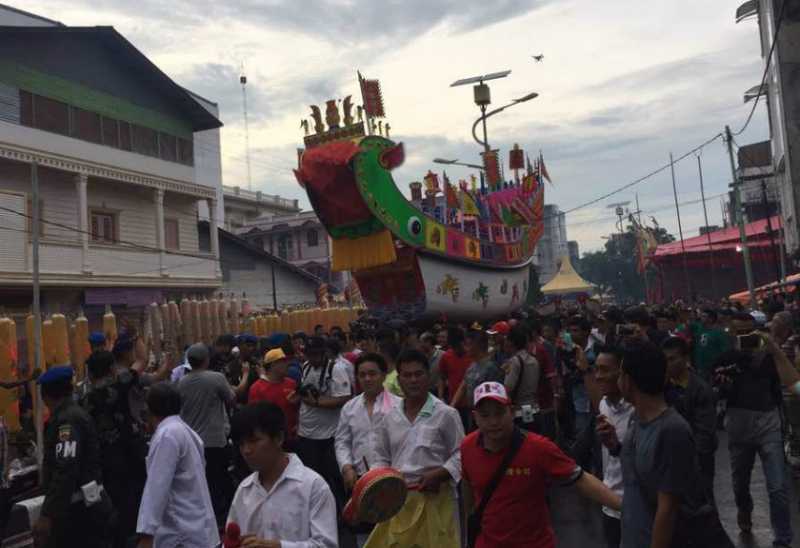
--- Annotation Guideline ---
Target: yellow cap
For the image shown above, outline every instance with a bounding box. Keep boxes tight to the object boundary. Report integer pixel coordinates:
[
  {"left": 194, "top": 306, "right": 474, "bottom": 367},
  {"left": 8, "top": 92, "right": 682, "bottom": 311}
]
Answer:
[{"left": 264, "top": 348, "right": 287, "bottom": 364}]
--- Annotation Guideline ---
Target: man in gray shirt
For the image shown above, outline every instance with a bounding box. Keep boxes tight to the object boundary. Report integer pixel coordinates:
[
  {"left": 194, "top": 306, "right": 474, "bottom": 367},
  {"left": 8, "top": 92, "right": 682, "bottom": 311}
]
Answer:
[
  {"left": 503, "top": 325, "right": 541, "bottom": 432},
  {"left": 618, "top": 340, "right": 732, "bottom": 548},
  {"left": 178, "top": 343, "right": 236, "bottom": 527}
]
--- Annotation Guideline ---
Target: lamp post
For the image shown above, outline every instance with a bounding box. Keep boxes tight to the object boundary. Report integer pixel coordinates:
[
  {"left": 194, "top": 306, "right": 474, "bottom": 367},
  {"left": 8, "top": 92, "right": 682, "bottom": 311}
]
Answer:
[
  {"left": 471, "top": 92, "right": 539, "bottom": 152},
  {"left": 433, "top": 158, "right": 485, "bottom": 170}
]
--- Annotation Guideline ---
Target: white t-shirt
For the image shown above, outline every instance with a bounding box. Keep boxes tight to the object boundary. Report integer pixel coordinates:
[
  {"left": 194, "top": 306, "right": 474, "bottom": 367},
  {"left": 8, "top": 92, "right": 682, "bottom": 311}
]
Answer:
[
  {"left": 298, "top": 361, "right": 352, "bottom": 440},
  {"left": 598, "top": 396, "right": 634, "bottom": 519}
]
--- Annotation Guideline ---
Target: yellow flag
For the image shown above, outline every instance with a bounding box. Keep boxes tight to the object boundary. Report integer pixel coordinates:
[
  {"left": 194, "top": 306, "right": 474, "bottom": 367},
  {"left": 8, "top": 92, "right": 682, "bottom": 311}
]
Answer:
[{"left": 459, "top": 190, "right": 480, "bottom": 216}]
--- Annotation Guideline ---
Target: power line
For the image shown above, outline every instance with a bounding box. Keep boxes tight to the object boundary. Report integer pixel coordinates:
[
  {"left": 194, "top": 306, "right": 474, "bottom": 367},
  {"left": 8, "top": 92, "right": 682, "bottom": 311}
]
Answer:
[{"left": 733, "top": 0, "right": 788, "bottom": 136}]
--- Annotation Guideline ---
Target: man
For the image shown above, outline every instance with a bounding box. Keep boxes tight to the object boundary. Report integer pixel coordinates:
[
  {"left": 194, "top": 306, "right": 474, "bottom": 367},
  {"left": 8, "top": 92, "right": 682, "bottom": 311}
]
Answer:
[
  {"left": 592, "top": 346, "right": 634, "bottom": 548},
  {"left": 502, "top": 326, "right": 541, "bottom": 433},
  {"left": 712, "top": 312, "right": 792, "bottom": 546},
  {"left": 297, "top": 336, "right": 352, "bottom": 508},
  {"left": 210, "top": 334, "right": 237, "bottom": 375},
  {"left": 33, "top": 366, "right": 114, "bottom": 548},
  {"left": 692, "top": 309, "right": 731, "bottom": 380},
  {"left": 80, "top": 350, "right": 147, "bottom": 548},
  {"left": 770, "top": 311, "right": 800, "bottom": 467},
  {"left": 178, "top": 342, "right": 236, "bottom": 527},
  {"left": 528, "top": 321, "right": 560, "bottom": 441},
  {"left": 452, "top": 330, "right": 504, "bottom": 411},
  {"left": 328, "top": 337, "right": 356, "bottom": 393},
  {"left": 136, "top": 383, "right": 218, "bottom": 548},
  {"left": 487, "top": 321, "right": 511, "bottom": 366},
  {"left": 463, "top": 381, "right": 621, "bottom": 548},
  {"left": 88, "top": 332, "right": 106, "bottom": 353},
  {"left": 335, "top": 352, "right": 400, "bottom": 496},
  {"left": 565, "top": 317, "right": 597, "bottom": 439},
  {"left": 249, "top": 348, "right": 300, "bottom": 450},
  {"left": 419, "top": 331, "right": 444, "bottom": 395},
  {"left": 314, "top": 324, "right": 326, "bottom": 337},
  {"left": 662, "top": 337, "right": 718, "bottom": 503},
  {"left": 439, "top": 327, "right": 473, "bottom": 430},
  {"left": 378, "top": 339, "right": 403, "bottom": 398},
  {"left": 232, "top": 334, "right": 260, "bottom": 402},
  {"left": 619, "top": 341, "right": 731, "bottom": 548},
  {"left": 227, "top": 402, "right": 338, "bottom": 548},
  {"left": 368, "top": 349, "right": 464, "bottom": 548}
]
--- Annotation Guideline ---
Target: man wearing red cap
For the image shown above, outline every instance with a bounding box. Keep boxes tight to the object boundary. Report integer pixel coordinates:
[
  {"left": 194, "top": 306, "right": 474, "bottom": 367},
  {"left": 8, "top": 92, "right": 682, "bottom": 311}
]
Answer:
[{"left": 462, "top": 382, "right": 620, "bottom": 548}]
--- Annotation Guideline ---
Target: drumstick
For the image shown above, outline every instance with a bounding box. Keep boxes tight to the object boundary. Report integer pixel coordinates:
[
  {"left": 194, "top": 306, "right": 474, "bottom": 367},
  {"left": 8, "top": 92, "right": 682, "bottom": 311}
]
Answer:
[{"left": 362, "top": 456, "right": 370, "bottom": 473}]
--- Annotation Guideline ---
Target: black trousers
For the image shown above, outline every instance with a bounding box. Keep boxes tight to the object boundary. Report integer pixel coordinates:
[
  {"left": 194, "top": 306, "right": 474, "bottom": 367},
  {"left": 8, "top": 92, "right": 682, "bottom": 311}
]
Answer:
[
  {"left": 602, "top": 514, "right": 621, "bottom": 548},
  {"left": 205, "top": 446, "right": 234, "bottom": 528},
  {"left": 297, "top": 436, "right": 346, "bottom": 510},
  {"left": 47, "top": 492, "right": 115, "bottom": 548}
]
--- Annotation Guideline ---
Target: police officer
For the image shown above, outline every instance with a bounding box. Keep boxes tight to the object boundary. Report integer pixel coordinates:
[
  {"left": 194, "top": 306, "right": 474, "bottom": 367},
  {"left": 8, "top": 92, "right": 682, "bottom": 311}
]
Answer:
[{"left": 33, "top": 366, "right": 114, "bottom": 548}]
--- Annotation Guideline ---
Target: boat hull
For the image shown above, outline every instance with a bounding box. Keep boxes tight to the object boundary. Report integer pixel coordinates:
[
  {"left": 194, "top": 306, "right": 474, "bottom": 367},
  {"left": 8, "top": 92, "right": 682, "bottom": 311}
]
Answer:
[{"left": 354, "top": 248, "right": 531, "bottom": 321}]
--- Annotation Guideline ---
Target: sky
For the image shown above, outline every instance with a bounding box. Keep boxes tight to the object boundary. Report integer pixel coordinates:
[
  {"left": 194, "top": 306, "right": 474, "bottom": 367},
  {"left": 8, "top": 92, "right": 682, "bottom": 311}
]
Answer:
[{"left": 17, "top": 0, "right": 771, "bottom": 253}]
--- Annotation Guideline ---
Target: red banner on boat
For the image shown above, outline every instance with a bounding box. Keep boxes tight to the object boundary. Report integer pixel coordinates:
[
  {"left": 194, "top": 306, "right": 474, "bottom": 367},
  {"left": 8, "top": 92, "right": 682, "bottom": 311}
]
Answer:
[
  {"left": 359, "top": 72, "right": 385, "bottom": 118},
  {"left": 482, "top": 150, "right": 501, "bottom": 188},
  {"left": 509, "top": 144, "right": 524, "bottom": 171}
]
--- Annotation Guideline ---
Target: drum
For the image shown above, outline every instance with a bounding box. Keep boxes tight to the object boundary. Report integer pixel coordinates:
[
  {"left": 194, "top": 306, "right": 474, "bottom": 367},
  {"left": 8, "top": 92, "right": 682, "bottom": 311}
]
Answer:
[{"left": 342, "top": 467, "right": 407, "bottom": 524}]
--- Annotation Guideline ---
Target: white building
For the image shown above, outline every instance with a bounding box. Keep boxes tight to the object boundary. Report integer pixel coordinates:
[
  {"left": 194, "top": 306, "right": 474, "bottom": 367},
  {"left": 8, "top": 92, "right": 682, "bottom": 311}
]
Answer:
[
  {"left": 221, "top": 185, "right": 300, "bottom": 231},
  {"left": 535, "top": 204, "right": 569, "bottom": 283},
  {"left": 0, "top": 15, "right": 223, "bottom": 315}
]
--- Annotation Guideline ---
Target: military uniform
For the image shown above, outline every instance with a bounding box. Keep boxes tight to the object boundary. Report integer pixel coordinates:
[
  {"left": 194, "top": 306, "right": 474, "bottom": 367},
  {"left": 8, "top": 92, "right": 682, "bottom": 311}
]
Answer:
[
  {"left": 80, "top": 370, "right": 146, "bottom": 547},
  {"left": 41, "top": 394, "right": 115, "bottom": 547}
]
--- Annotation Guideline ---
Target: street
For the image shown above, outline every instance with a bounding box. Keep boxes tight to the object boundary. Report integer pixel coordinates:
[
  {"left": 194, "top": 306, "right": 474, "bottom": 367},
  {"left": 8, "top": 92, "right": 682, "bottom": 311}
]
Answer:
[{"left": 550, "top": 431, "right": 800, "bottom": 547}]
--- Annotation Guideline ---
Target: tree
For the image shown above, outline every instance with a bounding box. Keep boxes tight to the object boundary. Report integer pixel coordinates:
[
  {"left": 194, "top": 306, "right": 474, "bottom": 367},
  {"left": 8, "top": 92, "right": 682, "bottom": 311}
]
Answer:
[{"left": 576, "top": 222, "right": 674, "bottom": 304}]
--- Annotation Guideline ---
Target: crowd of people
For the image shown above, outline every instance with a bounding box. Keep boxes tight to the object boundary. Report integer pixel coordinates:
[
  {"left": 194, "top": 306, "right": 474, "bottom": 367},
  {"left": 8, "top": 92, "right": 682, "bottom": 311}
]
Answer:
[{"left": 13, "top": 297, "right": 800, "bottom": 547}]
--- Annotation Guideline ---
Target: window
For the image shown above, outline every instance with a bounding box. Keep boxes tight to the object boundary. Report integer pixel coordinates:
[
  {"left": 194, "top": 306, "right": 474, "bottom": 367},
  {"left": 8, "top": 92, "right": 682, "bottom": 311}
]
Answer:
[
  {"left": 132, "top": 124, "right": 159, "bottom": 157},
  {"left": 177, "top": 138, "right": 194, "bottom": 166},
  {"left": 33, "top": 95, "right": 69, "bottom": 135},
  {"left": 159, "top": 132, "right": 177, "bottom": 162},
  {"left": 101, "top": 116, "right": 119, "bottom": 148},
  {"left": 307, "top": 229, "right": 319, "bottom": 247},
  {"left": 73, "top": 108, "right": 102, "bottom": 143},
  {"left": 277, "top": 234, "right": 294, "bottom": 260},
  {"left": 90, "top": 210, "right": 117, "bottom": 244},
  {"left": 164, "top": 218, "right": 179, "bottom": 250},
  {"left": 119, "top": 121, "right": 132, "bottom": 151}
]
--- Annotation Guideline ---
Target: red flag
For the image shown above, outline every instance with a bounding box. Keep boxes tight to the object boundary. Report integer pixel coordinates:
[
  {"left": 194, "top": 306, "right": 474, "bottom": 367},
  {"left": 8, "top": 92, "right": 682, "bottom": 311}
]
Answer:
[
  {"left": 444, "top": 173, "right": 459, "bottom": 209},
  {"left": 358, "top": 71, "right": 385, "bottom": 118},
  {"left": 539, "top": 153, "right": 552, "bottom": 184}
]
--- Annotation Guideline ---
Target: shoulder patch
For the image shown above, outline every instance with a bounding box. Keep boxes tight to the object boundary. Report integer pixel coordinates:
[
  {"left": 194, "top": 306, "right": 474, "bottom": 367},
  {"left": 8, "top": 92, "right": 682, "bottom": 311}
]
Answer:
[{"left": 58, "top": 424, "right": 72, "bottom": 442}]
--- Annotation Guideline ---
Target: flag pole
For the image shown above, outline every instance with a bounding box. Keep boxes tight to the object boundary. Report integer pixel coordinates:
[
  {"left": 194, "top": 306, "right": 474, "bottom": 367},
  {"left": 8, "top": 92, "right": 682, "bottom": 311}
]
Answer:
[
  {"left": 697, "top": 155, "right": 718, "bottom": 301},
  {"left": 635, "top": 194, "right": 651, "bottom": 304},
  {"left": 670, "top": 152, "right": 693, "bottom": 300}
]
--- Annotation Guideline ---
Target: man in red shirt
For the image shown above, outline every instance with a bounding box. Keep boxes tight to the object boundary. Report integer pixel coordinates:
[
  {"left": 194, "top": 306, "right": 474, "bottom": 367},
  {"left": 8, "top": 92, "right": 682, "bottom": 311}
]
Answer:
[
  {"left": 438, "top": 327, "right": 473, "bottom": 429},
  {"left": 462, "top": 382, "right": 620, "bottom": 548},
  {"left": 528, "top": 321, "right": 560, "bottom": 441},
  {"left": 248, "top": 348, "right": 300, "bottom": 450}
]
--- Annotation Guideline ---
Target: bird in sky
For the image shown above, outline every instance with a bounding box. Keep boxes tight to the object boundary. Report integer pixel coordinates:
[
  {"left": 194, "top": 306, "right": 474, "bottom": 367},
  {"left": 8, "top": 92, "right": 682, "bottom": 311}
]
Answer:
[{"left": 531, "top": 54, "right": 544, "bottom": 62}]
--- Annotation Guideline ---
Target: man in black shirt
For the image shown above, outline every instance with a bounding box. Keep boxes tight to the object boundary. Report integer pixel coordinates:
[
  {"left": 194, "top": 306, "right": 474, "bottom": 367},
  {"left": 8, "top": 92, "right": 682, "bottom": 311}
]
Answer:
[{"left": 712, "top": 313, "right": 792, "bottom": 547}]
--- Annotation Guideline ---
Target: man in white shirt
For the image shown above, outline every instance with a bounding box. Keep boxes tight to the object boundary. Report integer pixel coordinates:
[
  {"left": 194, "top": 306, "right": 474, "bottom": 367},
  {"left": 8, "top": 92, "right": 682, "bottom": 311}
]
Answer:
[
  {"left": 366, "top": 349, "right": 464, "bottom": 548},
  {"left": 593, "top": 346, "right": 634, "bottom": 548},
  {"left": 297, "top": 336, "right": 352, "bottom": 509},
  {"left": 136, "top": 383, "right": 219, "bottom": 548},
  {"left": 336, "top": 352, "right": 401, "bottom": 487},
  {"left": 227, "top": 401, "right": 338, "bottom": 548}
]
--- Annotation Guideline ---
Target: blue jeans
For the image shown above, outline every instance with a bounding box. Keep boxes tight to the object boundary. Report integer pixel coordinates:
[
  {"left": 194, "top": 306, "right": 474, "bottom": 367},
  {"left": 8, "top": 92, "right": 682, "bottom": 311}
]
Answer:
[
  {"left": 728, "top": 408, "right": 793, "bottom": 546},
  {"left": 572, "top": 383, "right": 591, "bottom": 438}
]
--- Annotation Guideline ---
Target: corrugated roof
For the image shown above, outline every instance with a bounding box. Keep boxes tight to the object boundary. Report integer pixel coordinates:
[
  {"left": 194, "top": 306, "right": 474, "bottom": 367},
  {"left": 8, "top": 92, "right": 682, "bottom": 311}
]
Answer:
[{"left": 654, "top": 216, "right": 782, "bottom": 257}]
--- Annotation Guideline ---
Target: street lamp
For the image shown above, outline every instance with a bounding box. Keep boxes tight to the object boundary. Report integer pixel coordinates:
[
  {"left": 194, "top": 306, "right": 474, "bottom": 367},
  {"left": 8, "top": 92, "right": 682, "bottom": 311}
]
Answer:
[
  {"left": 433, "top": 158, "right": 485, "bottom": 170},
  {"left": 470, "top": 92, "right": 538, "bottom": 151}
]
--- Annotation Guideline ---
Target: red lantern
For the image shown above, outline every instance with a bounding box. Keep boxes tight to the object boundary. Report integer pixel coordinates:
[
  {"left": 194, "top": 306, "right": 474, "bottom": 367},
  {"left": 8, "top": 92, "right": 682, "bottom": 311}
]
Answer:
[{"left": 509, "top": 143, "right": 524, "bottom": 170}]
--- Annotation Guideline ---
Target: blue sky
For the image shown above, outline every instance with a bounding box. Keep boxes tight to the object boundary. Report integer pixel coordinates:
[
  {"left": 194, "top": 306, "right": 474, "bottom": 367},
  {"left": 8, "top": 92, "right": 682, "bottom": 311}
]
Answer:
[{"left": 18, "top": 0, "right": 770, "bottom": 252}]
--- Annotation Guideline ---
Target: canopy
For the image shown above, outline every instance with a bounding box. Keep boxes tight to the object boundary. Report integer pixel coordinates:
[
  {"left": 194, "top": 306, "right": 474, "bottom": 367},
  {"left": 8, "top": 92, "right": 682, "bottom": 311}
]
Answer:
[
  {"left": 653, "top": 216, "right": 782, "bottom": 258},
  {"left": 729, "top": 273, "right": 800, "bottom": 303},
  {"left": 542, "top": 255, "right": 594, "bottom": 295}
]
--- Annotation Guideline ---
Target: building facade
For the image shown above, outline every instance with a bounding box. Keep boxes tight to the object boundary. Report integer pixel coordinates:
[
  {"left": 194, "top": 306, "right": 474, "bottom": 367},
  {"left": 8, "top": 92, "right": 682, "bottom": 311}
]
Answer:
[
  {"left": 737, "top": 1, "right": 800, "bottom": 255},
  {"left": 535, "top": 204, "right": 569, "bottom": 283},
  {"left": 238, "top": 211, "right": 348, "bottom": 289},
  {"left": 0, "top": 22, "right": 223, "bottom": 315},
  {"left": 221, "top": 185, "right": 300, "bottom": 231}
]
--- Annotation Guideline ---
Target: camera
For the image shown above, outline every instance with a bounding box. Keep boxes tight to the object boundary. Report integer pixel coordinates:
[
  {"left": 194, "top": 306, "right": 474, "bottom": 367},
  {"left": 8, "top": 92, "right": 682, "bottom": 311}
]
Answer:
[
  {"left": 297, "top": 384, "right": 321, "bottom": 399},
  {"left": 736, "top": 332, "right": 763, "bottom": 352}
]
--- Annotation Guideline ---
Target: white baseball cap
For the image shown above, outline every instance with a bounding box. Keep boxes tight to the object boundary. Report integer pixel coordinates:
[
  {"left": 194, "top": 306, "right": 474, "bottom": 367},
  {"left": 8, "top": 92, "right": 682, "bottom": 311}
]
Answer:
[{"left": 473, "top": 381, "right": 511, "bottom": 407}]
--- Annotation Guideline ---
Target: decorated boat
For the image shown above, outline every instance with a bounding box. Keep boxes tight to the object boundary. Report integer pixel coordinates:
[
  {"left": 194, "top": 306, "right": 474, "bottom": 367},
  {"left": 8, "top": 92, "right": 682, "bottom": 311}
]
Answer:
[{"left": 294, "top": 74, "right": 546, "bottom": 320}]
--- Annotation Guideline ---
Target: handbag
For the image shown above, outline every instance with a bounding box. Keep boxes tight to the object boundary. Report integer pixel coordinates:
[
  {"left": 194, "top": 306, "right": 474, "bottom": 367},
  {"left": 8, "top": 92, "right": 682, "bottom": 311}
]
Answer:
[{"left": 466, "top": 427, "right": 526, "bottom": 548}]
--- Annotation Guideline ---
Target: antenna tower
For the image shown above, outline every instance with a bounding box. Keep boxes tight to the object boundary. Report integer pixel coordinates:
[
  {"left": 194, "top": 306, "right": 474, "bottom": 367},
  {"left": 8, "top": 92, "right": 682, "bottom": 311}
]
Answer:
[{"left": 240, "top": 64, "right": 252, "bottom": 191}]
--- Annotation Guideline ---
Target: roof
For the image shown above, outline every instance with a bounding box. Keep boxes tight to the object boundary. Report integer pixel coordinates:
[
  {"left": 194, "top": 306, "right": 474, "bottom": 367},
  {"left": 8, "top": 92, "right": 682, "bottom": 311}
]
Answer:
[
  {"left": 0, "top": 25, "right": 222, "bottom": 132},
  {"left": 729, "top": 273, "right": 800, "bottom": 303},
  {"left": 653, "top": 216, "right": 782, "bottom": 257},
  {"left": 209, "top": 222, "right": 324, "bottom": 286},
  {"left": 0, "top": 3, "right": 63, "bottom": 26},
  {"left": 541, "top": 255, "right": 594, "bottom": 295}
]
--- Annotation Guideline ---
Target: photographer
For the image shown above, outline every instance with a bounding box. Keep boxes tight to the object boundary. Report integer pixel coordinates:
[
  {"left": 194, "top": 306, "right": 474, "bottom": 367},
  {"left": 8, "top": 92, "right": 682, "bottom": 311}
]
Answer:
[
  {"left": 711, "top": 312, "right": 792, "bottom": 547},
  {"left": 296, "top": 336, "right": 352, "bottom": 510}
]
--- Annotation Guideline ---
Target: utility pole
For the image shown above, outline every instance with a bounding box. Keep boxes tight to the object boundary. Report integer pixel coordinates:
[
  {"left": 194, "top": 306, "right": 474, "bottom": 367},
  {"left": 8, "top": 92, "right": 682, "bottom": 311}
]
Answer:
[
  {"left": 761, "top": 179, "right": 782, "bottom": 285},
  {"left": 697, "top": 155, "right": 718, "bottom": 301},
  {"left": 240, "top": 67, "right": 253, "bottom": 191},
  {"left": 725, "top": 125, "right": 756, "bottom": 309},
  {"left": 670, "top": 153, "right": 692, "bottom": 300},
  {"left": 634, "top": 193, "right": 651, "bottom": 303},
  {"left": 270, "top": 260, "right": 278, "bottom": 311},
  {"left": 31, "top": 162, "right": 43, "bottom": 481}
]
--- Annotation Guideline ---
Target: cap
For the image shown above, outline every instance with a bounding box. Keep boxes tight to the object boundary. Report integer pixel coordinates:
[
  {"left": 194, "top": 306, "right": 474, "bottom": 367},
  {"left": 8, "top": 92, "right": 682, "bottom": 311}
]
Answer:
[
  {"left": 237, "top": 334, "right": 258, "bottom": 345},
  {"left": 88, "top": 332, "right": 106, "bottom": 346},
  {"left": 487, "top": 321, "right": 510, "bottom": 336},
  {"left": 473, "top": 382, "right": 511, "bottom": 407},
  {"left": 264, "top": 348, "right": 287, "bottom": 365},
  {"left": 38, "top": 366, "right": 74, "bottom": 385},
  {"left": 306, "top": 336, "right": 326, "bottom": 353},
  {"left": 267, "top": 333, "right": 289, "bottom": 348},
  {"left": 186, "top": 343, "right": 209, "bottom": 363}
]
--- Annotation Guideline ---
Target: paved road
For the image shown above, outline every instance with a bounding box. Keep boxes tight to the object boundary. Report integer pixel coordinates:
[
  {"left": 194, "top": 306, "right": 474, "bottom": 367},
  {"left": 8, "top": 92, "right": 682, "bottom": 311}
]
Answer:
[{"left": 550, "top": 431, "right": 800, "bottom": 547}]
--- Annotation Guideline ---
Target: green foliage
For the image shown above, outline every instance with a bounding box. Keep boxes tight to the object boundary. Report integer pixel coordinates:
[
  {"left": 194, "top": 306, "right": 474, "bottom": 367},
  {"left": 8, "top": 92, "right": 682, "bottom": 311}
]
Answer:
[{"left": 576, "top": 223, "right": 674, "bottom": 303}]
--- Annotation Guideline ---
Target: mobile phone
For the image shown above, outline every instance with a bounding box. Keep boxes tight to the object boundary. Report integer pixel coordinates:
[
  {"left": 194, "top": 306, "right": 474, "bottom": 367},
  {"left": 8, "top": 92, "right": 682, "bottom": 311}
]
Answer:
[{"left": 737, "top": 332, "right": 763, "bottom": 352}]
